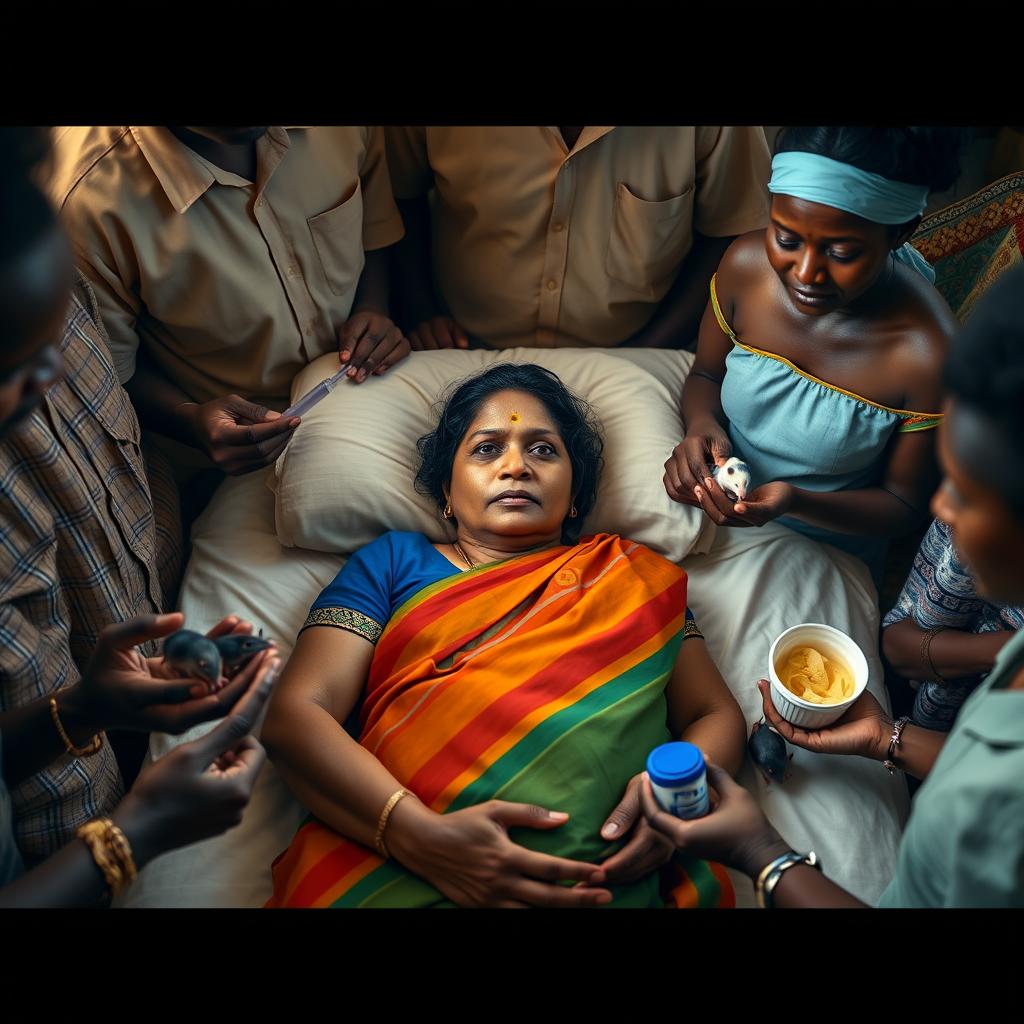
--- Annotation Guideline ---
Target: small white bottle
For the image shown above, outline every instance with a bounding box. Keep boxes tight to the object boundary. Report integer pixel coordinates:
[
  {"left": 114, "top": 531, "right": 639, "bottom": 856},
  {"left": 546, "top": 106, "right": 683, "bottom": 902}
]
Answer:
[{"left": 646, "top": 741, "right": 709, "bottom": 819}]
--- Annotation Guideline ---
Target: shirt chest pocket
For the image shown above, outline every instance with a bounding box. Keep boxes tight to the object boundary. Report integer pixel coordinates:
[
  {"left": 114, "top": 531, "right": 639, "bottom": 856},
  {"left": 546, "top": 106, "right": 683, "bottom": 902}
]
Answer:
[
  {"left": 605, "top": 181, "right": 695, "bottom": 299},
  {"left": 307, "top": 180, "right": 367, "bottom": 299}
]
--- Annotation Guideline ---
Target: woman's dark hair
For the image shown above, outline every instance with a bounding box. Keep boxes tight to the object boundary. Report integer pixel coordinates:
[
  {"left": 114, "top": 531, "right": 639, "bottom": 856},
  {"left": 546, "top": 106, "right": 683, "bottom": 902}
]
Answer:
[
  {"left": 944, "top": 265, "right": 1024, "bottom": 512},
  {"left": 774, "top": 126, "right": 969, "bottom": 196},
  {"left": 415, "top": 363, "right": 604, "bottom": 543}
]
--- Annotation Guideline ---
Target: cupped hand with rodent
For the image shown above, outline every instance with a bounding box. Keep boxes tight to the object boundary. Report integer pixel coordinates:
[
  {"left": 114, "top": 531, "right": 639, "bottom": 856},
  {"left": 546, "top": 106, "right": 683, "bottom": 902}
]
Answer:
[{"left": 67, "top": 612, "right": 278, "bottom": 737}]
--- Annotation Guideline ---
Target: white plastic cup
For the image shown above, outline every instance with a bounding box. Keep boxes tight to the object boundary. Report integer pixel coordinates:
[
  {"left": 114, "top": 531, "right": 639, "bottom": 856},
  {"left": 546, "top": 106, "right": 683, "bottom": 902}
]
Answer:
[{"left": 768, "top": 623, "right": 869, "bottom": 729}]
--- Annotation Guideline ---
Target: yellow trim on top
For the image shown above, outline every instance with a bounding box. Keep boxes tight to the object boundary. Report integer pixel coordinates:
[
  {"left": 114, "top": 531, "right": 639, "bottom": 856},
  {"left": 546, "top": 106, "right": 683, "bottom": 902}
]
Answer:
[{"left": 707, "top": 274, "right": 944, "bottom": 422}]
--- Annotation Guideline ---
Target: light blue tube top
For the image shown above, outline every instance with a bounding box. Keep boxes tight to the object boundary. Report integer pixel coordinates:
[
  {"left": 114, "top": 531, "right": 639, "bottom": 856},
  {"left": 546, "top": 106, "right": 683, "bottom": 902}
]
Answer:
[{"left": 709, "top": 275, "right": 942, "bottom": 581}]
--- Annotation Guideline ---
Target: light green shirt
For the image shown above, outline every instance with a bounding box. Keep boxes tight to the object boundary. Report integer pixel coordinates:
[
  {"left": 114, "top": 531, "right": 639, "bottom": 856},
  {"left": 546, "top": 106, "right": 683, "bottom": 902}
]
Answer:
[{"left": 879, "top": 628, "right": 1024, "bottom": 907}]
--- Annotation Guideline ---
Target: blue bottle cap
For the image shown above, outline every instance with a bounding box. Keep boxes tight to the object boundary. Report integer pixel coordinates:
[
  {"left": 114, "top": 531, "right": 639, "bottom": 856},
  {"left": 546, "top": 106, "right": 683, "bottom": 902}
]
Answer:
[{"left": 646, "top": 742, "right": 705, "bottom": 788}]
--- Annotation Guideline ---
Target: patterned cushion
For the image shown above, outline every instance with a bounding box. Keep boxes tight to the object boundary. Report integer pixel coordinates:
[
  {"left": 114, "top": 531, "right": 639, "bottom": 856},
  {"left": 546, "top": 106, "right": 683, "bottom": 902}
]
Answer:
[{"left": 911, "top": 171, "right": 1024, "bottom": 322}]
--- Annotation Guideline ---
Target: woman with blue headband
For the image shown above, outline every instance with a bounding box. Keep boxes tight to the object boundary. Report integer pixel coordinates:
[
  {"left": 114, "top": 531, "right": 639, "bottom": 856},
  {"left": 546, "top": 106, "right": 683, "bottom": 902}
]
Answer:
[
  {"left": 643, "top": 267, "right": 1024, "bottom": 907},
  {"left": 664, "top": 127, "right": 965, "bottom": 580}
]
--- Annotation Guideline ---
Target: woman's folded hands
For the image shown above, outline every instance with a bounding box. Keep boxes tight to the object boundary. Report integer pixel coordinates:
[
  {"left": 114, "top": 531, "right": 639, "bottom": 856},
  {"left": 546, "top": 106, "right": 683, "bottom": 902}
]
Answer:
[{"left": 383, "top": 796, "right": 614, "bottom": 908}]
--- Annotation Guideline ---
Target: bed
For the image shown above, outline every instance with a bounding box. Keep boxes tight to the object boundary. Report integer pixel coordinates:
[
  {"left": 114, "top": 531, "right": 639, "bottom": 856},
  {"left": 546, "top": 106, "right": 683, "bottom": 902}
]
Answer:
[{"left": 117, "top": 348, "right": 910, "bottom": 909}]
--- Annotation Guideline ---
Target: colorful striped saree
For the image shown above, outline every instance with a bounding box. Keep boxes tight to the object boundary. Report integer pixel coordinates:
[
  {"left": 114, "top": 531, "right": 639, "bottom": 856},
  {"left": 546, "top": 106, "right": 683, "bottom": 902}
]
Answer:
[{"left": 268, "top": 533, "right": 733, "bottom": 908}]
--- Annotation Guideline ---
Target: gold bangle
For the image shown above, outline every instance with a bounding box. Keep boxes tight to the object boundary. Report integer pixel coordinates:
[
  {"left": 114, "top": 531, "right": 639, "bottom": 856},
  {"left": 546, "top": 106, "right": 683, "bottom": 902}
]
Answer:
[
  {"left": 77, "top": 819, "right": 137, "bottom": 898},
  {"left": 921, "top": 626, "right": 948, "bottom": 685},
  {"left": 49, "top": 695, "right": 103, "bottom": 757},
  {"left": 374, "top": 788, "right": 412, "bottom": 859}
]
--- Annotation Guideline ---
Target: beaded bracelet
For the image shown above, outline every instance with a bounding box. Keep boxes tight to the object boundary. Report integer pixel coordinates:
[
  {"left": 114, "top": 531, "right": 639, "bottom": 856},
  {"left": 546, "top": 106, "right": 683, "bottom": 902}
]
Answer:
[
  {"left": 77, "top": 819, "right": 137, "bottom": 898},
  {"left": 883, "top": 716, "right": 911, "bottom": 775},
  {"left": 374, "top": 788, "right": 412, "bottom": 859},
  {"left": 49, "top": 695, "right": 103, "bottom": 757}
]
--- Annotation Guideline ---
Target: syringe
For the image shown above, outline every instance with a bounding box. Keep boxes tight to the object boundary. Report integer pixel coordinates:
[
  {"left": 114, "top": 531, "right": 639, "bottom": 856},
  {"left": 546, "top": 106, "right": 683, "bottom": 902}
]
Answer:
[{"left": 283, "top": 366, "right": 352, "bottom": 420}]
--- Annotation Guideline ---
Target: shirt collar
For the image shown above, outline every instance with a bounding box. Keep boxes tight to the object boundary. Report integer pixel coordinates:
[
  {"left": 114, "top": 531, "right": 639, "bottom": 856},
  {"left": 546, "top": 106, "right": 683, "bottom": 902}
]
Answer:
[
  {"left": 130, "top": 127, "right": 218, "bottom": 214},
  {"left": 547, "top": 126, "right": 615, "bottom": 158},
  {"left": 957, "top": 629, "right": 1024, "bottom": 747},
  {"left": 129, "top": 126, "right": 304, "bottom": 213}
]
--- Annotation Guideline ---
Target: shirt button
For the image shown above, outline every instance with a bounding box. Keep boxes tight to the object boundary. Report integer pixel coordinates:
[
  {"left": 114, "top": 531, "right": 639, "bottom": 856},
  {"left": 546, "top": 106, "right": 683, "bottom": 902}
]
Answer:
[
  {"left": 552, "top": 223, "right": 565, "bottom": 233},
  {"left": 256, "top": 197, "right": 264, "bottom": 208},
  {"left": 288, "top": 265, "right": 299, "bottom": 278},
  {"left": 546, "top": 279, "right": 558, "bottom": 291}
]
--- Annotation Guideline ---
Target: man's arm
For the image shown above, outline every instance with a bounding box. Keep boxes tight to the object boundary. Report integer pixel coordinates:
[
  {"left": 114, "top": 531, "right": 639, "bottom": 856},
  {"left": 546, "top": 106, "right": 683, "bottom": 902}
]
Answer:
[
  {"left": 123, "top": 353, "right": 298, "bottom": 474},
  {"left": 383, "top": 126, "right": 469, "bottom": 351},
  {"left": 622, "top": 232, "right": 734, "bottom": 350}
]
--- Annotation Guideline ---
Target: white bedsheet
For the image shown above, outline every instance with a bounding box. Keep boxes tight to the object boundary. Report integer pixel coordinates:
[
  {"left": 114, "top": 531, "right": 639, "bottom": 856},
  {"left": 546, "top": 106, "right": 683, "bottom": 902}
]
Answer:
[{"left": 120, "top": 358, "right": 909, "bottom": 909}]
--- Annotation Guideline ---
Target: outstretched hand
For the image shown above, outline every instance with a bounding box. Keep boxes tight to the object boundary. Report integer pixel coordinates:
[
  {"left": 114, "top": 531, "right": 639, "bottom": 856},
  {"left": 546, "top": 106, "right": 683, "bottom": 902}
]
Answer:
[
  {"left": 759, "top": 679, "right": 889, "bottom": 761},
  {"left": 79, "top": 613, "right": 279, "bottom": 735}
]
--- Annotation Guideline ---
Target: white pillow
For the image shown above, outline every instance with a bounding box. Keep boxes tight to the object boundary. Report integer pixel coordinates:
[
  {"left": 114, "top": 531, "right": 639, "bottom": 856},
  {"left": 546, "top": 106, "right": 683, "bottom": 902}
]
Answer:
[{"left": 272, "top": 348, "right": 715, "bottom": 563}]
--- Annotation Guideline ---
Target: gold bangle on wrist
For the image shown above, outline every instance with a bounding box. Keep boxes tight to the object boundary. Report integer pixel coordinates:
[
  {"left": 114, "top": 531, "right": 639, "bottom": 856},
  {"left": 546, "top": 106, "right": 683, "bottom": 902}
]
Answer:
[
  {"left": 77, "top": 818, "right": 137, "bottom": 898},
  {"left": 374, "top": 788, "right": 412, "bottom": 859},
  {"left": 49, "top": 694, "right": 103, "bottom": 757},
  {"left": 920, "top": 626, "right": 948, "bottom": 684}
]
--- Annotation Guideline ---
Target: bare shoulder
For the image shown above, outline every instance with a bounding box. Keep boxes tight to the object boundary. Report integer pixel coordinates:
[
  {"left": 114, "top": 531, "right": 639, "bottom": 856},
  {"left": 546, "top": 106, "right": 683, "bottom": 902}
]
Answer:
[
  {"left": 890, "top": 267, "right": 957, "bottom": 408},
  {"left": 713, "top": 231, "right": 769, "bottom": 304}
]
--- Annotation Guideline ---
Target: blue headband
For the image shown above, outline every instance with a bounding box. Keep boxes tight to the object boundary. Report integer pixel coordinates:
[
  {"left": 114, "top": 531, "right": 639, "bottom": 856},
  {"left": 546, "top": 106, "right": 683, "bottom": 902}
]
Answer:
[{"left": 767, "top": 151, "right": 935, "bottom": 283}]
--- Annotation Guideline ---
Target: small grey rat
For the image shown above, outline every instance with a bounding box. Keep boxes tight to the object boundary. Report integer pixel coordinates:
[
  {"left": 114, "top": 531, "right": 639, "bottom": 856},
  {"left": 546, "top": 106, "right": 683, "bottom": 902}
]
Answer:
[
  {"left": 748, "top": 718, "right": 792, "bottom": 784},
  {"left": 162, "top": 629, "right": 223, "bottom": 688},
  {"left": 214, "top": 631, "right": 274, "bottom": 674}
]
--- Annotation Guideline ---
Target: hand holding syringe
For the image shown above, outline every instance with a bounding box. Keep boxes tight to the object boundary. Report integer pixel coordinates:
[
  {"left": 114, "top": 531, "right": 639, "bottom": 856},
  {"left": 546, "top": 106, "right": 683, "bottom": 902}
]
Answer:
[{"left": 282, "top": 366, "right": 353, "bottom": 420}]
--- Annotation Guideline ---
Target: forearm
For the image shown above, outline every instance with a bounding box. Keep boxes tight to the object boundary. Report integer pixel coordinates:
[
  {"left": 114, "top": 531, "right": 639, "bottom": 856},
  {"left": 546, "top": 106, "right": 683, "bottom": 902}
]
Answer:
[
  {"left": 625, "top": 234, "right": 734, "bottom": 349},
  {"left": 881, "top": 721, "right": 946, "bottom": 781},
  {"left": 679, "top": 702, "right": 746, "bottom": 777},
  {"left": 124, "top": 352, "right": 202, "bottom": 448},
  {"left": 681, "top": 376, "right": 729, "bottom": 435},
  {"left": 0, "top": 833, "right": 114, "bottom": 908},
  {"left": 352, "top": 248, "right": 392, "bottom": 317},
  {"left": 738, "top": 833, "right": 867, "bottom": 908},
  {"left": 390, "top": 196, "right": 438, "bottom": 329},
  {"left": 0, "top": 794, "right": 156, "bottom": 908},
  {"left": 263, "top": 700, "right": 415, "bottom": 850},
  {"left": 0, "top": 686, "right": 104, "bottom": 786},
  {"left": 786, "top": 485, "right": 926, "bottom": 537},
  {"left": 882, "top": 618, "right": 1006, "bottom": 680}
]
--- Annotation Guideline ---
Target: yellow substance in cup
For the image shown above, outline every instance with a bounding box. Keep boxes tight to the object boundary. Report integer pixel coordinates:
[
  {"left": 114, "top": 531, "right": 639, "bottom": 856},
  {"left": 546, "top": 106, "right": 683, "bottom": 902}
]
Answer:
[{"left": 779, "top": 647, "right": 853, "bottom": 705}]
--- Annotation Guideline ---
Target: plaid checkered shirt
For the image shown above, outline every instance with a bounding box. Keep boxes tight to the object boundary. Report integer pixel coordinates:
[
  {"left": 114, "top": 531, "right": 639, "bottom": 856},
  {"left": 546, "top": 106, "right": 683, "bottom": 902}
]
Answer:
[{"left": 0, "top": 275, "right": 177, "bottom": 864}]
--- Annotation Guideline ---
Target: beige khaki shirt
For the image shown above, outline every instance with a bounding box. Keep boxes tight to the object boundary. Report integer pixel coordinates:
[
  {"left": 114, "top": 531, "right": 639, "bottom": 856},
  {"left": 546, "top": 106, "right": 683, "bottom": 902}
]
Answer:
[
  {"left": 385, "top": 126, "right": 771, "bottom": 349},
  {"left": 49, "top": 127, "right": 404, "bottom": 408}
]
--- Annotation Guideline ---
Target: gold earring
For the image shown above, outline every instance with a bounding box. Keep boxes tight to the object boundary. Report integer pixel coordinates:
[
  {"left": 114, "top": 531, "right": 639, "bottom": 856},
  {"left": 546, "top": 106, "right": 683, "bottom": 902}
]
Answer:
[
  {"left": 569, "top": 505, "right": 578, "bottom": 519},
  {"left": 443, "top": 502, "right": 452, "bottom": 519}
]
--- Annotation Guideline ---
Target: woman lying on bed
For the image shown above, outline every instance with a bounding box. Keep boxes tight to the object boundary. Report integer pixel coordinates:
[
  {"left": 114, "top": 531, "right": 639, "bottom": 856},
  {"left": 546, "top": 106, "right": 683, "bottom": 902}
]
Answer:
[{"left": 262, "top": 363, "right": 746, "bottom": 907}]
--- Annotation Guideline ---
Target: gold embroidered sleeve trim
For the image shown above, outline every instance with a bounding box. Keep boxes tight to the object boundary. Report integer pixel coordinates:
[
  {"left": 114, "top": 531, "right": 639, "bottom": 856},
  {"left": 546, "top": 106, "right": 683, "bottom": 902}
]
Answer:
[
  {"left": 682, "top": 618, "right": 705, "bottom": 642},
  {"left": 300, "top": 606, "right": 383, "bottom": 644}
]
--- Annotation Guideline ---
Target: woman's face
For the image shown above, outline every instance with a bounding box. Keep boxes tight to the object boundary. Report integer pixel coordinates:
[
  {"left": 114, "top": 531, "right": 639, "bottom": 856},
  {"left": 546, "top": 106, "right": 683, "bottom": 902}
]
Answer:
[
  {"left": 932, "top": 399, "right": 1024, "bottom": 606},
  {"left": 0, "top": 225, "right": 70, "bottom": 438},
  {"left": 446, "top": 389, "right": 574, "bottom": 547},
  {"left": 766, "top": 195, "right": 902, "bottom": 316}
]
